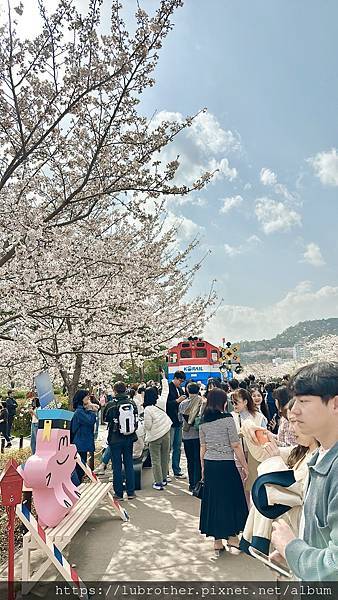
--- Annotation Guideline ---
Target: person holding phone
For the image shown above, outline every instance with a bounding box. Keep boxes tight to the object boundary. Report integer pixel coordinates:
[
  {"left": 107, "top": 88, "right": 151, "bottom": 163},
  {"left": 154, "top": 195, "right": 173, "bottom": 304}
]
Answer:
[
  {"left": 71, "top": 389, "right": 99, "bottom": 484},
  {"left": 178, "top": 381, "right": 205, "bottom": 491},
  {"left": 239, "top": 404, "right": 319, "bottom": 558},
  {"left": 166, "top": 370, "right": 187, "bottom": 478},
  {"left": 271, "top": 362, "right": 338, "bottom": 582}
]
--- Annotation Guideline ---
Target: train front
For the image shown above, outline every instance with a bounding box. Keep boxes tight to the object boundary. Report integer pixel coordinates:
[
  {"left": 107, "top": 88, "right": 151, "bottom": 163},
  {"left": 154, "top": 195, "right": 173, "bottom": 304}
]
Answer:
[{"left": 167, "top": 338, "right": 221, "bottom": 387}]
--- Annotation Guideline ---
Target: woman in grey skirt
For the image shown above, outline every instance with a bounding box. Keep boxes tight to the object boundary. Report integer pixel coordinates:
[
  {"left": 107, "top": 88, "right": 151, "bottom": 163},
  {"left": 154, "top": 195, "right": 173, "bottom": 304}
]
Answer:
[{"left": 199, "top": 388, "right": 249, "bottom": 556}]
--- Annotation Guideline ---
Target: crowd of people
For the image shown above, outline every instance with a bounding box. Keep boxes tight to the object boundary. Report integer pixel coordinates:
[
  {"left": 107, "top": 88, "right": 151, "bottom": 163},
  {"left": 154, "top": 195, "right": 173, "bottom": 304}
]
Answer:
[
  {"left": 2, "top": 361, "right": 337, "bottom": 581},
  {"left": 62, "top": 362, "right": 338, "bottom": 580}
]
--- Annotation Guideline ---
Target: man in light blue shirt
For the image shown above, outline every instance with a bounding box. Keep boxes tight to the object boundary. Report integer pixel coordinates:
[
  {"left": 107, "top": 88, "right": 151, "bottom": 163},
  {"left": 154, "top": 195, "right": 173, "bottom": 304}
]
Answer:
[{"left": 271, "top": 361, "right": 338, "bottom": 581}]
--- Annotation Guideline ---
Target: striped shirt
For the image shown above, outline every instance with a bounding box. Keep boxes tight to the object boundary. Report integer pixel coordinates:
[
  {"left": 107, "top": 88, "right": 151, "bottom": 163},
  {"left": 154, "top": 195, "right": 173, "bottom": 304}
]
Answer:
[{"left": 199, "top": 413, "right": 239, "bottom": 461}]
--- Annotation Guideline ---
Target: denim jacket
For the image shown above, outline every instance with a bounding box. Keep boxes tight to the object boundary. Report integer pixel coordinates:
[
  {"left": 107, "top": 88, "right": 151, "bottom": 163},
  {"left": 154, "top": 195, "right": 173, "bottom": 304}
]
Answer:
[{"left": 285, "top": 441, "right": 338, "bottom": 581}]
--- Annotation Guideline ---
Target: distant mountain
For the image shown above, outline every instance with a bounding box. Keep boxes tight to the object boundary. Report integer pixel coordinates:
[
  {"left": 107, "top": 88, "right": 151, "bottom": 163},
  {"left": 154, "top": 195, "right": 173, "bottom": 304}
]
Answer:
[{"left": 239, "top": 318, "right": 338, "bottom": 353}]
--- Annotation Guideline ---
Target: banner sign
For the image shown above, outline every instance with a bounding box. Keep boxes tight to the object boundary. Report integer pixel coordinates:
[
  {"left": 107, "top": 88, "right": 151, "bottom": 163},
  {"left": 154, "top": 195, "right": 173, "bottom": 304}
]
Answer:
[{"left": 34, "top": 371, "right": 55, "bottom": 408}]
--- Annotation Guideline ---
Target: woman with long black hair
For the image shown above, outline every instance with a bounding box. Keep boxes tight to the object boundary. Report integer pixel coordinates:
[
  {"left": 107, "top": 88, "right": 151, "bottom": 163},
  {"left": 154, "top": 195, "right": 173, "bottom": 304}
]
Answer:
[{"left": 199, "top": 388, "right": 249, "bottom": 556}]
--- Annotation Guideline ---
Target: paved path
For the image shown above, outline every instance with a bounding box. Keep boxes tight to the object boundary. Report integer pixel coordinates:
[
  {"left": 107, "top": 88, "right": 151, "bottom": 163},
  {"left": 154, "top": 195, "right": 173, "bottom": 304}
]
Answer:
[
  {"left": 0, "top": 434, "right": 30, "bottom": 452},
  {"left": 67, "top": 465, "right": 276, "bottom": 581},
  {"left": 1, "top": 426, "right": 277, "bottom": 582}
]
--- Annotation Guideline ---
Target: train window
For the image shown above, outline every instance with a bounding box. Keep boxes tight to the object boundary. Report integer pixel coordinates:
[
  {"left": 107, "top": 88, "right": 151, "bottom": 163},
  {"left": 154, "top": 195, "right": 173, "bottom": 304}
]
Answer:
[
  {"left": 182, "top": 343, "right": 190, "bottom": 348},
  {"left": 180, "top": 349, "right": 192, "bottom": 358},
  {"left": 196, "top": 349, "right": 207, "bottom": 358},
  {"left": 196, "top": 342, "right": 205, "bottom": 347},
  {"left": 211, "top": 351, "right": 218, "bottom": 362},
  {"left": 169, "top": 353, "right": 177, "bottom": 363}
]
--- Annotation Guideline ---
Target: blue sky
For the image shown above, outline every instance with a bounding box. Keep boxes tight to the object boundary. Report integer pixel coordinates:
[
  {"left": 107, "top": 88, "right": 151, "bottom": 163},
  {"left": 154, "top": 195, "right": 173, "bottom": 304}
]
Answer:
[
  {"left": 128, "top": 0, "right": 338, "bottom": 343},
  {"left": 16, "top": 0, "right": 338, "bottom": 344}
]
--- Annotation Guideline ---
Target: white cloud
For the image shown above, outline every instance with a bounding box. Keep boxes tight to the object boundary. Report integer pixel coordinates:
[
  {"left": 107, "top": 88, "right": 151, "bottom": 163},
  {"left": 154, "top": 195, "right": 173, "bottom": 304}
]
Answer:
[
  {"left": 303, "top": 243, "right": 325, "bottom": 267},
  {"left": 224, "top": 235, "right": 261, "bottom": 257},
  {"left": 210, "top": 158, "right": 238, "bottom": 182},
  {"left": 309, "top": 148, "right": 338, "bottom": 186},
  {"left": 255, "top": 197, "right": 302, "bottom": 234},
  {"left": 178, "top": 216, "right": 202, "bottom": 239},
  {"left": 204, "top": 282, "right": 338, "bottom": 343},
  {"left": 260, "top": 168, "right": 277, "bottom": 186},
  {"left": 247, "top": 234, "right": 262, "bottom": 244},
  {"left": 219, "top": 195, "right": 243, "bottom": 214},
  {"left": 150, "top": 110, "right": 184, "bottom": 129},
  {"left": 259, "top": 167, "right": 293, "bottom": 200},
  {"left": 224, "top": 243, "right": 242, "bottom": 257},
  {"left": 149, "top": 110, "right": 239, "bottom": 190},
  {"left": 187, "top": 112, "right": 241, "bottom": 155},
  {"left": 166, "top": 195, "right": 206, "bottom": 208},
  {"left": 164, "top": 211, "right": 204, "bottom": 241}
]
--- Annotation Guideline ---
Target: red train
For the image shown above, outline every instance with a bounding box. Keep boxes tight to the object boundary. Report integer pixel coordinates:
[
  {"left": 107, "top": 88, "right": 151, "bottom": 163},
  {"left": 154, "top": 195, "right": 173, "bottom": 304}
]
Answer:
[{"left": 167, "top": 337, "right": 222, "bottom": 385}]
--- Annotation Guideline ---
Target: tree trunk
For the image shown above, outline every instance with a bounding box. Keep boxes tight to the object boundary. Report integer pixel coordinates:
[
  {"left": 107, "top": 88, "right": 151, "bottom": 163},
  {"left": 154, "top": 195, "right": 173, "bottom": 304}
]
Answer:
[
  {"left": 68, "top": 353, "right": 83, "bottom": 402},
  {"left": 59, "top": 367, "right": 71, "bottom": 406},
  {"left": 130, "top": 351, "right": 136, "bottom": 383}
]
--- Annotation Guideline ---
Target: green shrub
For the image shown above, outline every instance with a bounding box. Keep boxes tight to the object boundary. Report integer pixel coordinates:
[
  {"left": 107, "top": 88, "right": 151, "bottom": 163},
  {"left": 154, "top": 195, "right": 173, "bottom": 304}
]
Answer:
[
  {"left": 0, "top": 447, "right": 31, "bottom": 472},
  {"left": 11, "top": 402, "right": 32, "bottom": 437},
  {"left": 56, "top": 396, "right": 71, "bottom": 410}
]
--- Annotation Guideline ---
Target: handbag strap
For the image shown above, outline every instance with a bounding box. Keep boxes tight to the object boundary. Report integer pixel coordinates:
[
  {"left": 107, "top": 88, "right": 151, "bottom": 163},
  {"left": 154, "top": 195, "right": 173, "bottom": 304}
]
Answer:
[{"left": 238, "top": 414, "right": 245, "bottom": 453}]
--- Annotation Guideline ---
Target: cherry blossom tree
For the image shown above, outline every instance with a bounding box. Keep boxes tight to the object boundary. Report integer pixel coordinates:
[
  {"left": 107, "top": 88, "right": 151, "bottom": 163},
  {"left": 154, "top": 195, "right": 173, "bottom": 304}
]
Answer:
[
  {"left": 305, "top": 335, "right": 338, "bottom": 362},
  {"left": 0, "top": 0, "right": 213, "bottom": 334},
  {"left": 0, "top": 0, "right": 218, "bottom": 394},
  {"left": 240, "top": 336, "right": 338, "bottom": 381},
  {"left": 0, "top": 202, "right": 216, "bottom": 396}
]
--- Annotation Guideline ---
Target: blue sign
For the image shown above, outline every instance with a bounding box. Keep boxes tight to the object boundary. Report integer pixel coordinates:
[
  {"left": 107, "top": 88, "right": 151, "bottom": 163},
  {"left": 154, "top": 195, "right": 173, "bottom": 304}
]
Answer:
[{"left": 35, "top": 371, "right": 55, "bottom": 408}]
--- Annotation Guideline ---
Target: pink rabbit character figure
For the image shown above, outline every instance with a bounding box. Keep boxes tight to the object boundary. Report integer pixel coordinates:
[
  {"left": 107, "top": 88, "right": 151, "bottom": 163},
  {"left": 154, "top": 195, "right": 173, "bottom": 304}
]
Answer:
[{"left": 21, "top": 409, "right": 80, "bottom": 527}]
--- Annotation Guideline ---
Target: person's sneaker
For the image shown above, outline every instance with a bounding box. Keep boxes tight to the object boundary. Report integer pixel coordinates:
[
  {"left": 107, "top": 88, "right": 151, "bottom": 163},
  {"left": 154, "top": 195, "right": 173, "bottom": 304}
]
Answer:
[
  {"left": 127, "top": 494, "right": 137, "bottom": 500},
  {"left": 94, "top": 463, "right": 107, "bottom": 474},
  {"left": 5, "top": 443, "right": 12, "bottom": 448},
  {"left": 165, "top": 476, "right": 172, "bottom": 482},
  {"left": 174, "top": 472, "right": 187, "bottom": 479},
  {"left": 162, "top": 480, "right": 167, "bottom": 486},
  {"left": 152, "top": 482, "right": 164, "bottom": 490},
  {"left": 113, "top": 495, "right": 124, "bottom": 501}
]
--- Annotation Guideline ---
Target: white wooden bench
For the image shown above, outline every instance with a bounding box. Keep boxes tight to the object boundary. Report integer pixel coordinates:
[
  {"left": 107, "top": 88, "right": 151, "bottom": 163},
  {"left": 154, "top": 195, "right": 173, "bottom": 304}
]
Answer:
[{"left": 21, "top": 459, "right": 128, "bottom": 594}]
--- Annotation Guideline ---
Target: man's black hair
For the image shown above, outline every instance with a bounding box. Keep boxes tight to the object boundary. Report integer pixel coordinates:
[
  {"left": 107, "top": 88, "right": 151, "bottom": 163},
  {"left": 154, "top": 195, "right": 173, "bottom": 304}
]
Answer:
[
  {"left": 187, "top": 381, "right": 200, "bottom": 395},
  {"left": 272, "top": 385, "right": 290, "bottom": 408},
  {"left": 288, "top": 361, "right": 338, "bottom": 405},
  {"left": 143, "top": 386, "right": 159, "bottom": 407},
  {"left": 113, "top": 381, "right": 126, "bottom": 394},
  {"left": 174, "top": 370, "right": 186, "bottom": 381},
  {"left": 229, "top": 379, "right": 239, "bottom": 391}
]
